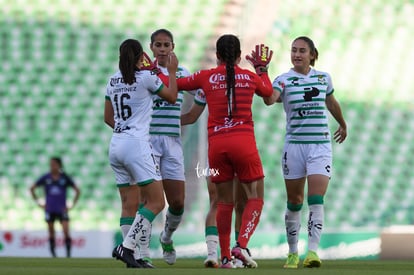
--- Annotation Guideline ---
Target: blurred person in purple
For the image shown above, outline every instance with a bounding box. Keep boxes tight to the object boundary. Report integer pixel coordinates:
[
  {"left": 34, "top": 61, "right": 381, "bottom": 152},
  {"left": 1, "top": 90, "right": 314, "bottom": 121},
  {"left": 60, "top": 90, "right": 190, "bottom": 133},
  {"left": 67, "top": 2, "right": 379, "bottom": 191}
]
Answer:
[{"left": 30, "top": 157, "right": 81, "bottom": 257}]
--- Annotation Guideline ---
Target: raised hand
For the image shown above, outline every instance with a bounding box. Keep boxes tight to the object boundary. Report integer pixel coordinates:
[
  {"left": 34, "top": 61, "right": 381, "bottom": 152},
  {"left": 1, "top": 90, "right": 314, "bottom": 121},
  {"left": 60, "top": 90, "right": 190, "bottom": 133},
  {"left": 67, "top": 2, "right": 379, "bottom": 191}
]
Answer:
[
  {"left": 246, "top": 44, "right": 273, "bottom": 75},
  {"left": 166, "top": 51, "right": 178, "bottom": 74}
]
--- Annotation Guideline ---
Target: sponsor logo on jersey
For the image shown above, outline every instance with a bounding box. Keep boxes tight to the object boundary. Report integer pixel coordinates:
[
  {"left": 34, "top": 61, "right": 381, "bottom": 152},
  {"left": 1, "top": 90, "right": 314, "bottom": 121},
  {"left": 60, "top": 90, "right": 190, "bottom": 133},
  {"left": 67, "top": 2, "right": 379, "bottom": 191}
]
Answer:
[
  {"left": 153, "top": 99, "right": 179, "bottom": 108},
  {"left": 110, "top": 77, "right": 125, "bottom": 86},
  {"left": 155, "top": 77, "right": 161, "bottom": 86},
  {"left": 196, "top": 90, "right": 206, "bottom": 101},
  {"left": 213, "top": 117, "right": 243, "bottom": 132},
  {"left": 288, "top": 77, "right": 300, "bottom": 86},
  {"left": 114, "top": 123, "right": 130, "bottom": 133},
  {"left": 208, "top": 73, "right": 251, "bottom": 84},
  {"left": 303, "top": 87, "right": 320, "bottom": 101},
  {"left": 298, "top": 109, "right": 324, "bottom": 117},
  {"left": 301, "top": 102, "right": 319, "bottom": 108}
]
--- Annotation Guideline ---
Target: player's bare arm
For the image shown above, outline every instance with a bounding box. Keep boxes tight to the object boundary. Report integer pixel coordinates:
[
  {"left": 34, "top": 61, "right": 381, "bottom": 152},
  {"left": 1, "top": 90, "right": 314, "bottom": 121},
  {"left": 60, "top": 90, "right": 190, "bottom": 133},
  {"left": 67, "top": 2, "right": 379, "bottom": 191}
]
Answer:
[
  {"left": 181, "top": 104, "right": 205, "bottom": 125},
  {"left": 29, "top": 184, "right": 45, "bottom": 209},
  {"left": 326, "top": 94, "right": 347, "bottom": 143},
  {"left": 68, "top": 185, "right": 81, "bottom": 210},
  {"left": 104, "top": 100, "right": 115, "bottom": 128},
  {"left": 157, "top": 52, "right": 179, "bottom": 104},
  {"left": 263, "top": 89, "right": 281, "bottom": 106}
]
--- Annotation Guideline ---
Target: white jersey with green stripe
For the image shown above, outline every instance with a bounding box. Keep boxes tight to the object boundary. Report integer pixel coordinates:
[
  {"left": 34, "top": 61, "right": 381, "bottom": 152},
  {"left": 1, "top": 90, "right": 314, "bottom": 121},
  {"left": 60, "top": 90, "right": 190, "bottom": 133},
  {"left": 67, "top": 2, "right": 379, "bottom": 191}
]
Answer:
[
  {"left": 273, "top": 68, "right": 334, "bottom": 144},
  {"left": 150, "top": 66, "right": 193, "bottom": 136},
  {"left": 106, "top": 70, "right": 163, "bottom": 139}
]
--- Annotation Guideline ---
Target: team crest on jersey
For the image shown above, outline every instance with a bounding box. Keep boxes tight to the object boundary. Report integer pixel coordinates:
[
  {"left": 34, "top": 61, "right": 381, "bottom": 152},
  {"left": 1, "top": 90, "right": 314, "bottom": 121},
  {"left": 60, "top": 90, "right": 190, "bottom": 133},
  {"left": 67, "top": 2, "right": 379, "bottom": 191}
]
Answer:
[
  {"left": 317, "top": 75, "right": 326, "bottom": 85},
  {"left": 278, "top": 81, "right": 285, "bottom": 89}
]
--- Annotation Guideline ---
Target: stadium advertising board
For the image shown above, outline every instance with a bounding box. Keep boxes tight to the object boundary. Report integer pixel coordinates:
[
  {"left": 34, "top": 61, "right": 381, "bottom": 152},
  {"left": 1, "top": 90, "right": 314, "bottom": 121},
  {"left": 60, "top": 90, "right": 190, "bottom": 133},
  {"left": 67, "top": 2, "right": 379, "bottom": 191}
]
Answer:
[{"left": 0, "top": 230, "right": 112, "bottom": 257}]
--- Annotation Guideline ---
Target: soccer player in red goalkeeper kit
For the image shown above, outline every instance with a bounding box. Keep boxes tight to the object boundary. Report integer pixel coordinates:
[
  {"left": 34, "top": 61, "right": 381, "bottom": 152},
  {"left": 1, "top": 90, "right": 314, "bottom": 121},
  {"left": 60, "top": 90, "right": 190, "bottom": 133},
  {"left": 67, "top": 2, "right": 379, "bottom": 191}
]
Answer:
[{"left": 145, "top": 35, "right": 273, "bottom": 268}]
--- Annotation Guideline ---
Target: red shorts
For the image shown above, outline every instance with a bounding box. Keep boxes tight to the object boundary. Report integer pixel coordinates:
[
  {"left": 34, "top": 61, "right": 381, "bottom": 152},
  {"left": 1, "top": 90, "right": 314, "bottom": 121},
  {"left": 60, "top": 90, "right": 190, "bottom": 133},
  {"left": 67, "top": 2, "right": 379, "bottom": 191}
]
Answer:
[{"left": 208, "top": 133, "right": 264, "bottom": 183}]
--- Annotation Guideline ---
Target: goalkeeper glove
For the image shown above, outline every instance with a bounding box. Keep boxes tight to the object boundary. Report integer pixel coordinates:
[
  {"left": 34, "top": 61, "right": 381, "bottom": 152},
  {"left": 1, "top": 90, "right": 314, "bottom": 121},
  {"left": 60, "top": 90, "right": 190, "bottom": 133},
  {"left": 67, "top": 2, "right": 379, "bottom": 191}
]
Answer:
[
  {"left": 246, "top": 44, "right": 273, "bottom": 75},
  {"left": 140, "top": 52, "right": 161, "bottom": 75}
]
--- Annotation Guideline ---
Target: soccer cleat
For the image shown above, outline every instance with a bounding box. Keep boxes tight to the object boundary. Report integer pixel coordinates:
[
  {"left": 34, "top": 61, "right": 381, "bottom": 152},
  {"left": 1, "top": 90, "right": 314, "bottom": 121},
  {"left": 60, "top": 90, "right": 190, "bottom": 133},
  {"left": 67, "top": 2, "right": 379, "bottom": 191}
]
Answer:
[
  {"left": 112, "top": 245, "right": 141, "bottom": 268},
  {"left": 303, "top": 251, "right": 321, "bottom": 268},
  {"left": 142, "top": 257, "right": 153, "bottom": 264},
  {"left": 159, "top": 233, "right": 176, "bottom": 265},
  {"left": 204, "top": 257, "right": 219, "bottom": 268},
  {"left": 231, "top": 245, "right": 258, "bottom": 268},
  {"left": 126, "top": 258, "right": 154, "bottom": 268},
  {"left": 137, "top": 258, "right": 155, "bottom": 268},
  {"left": 283, "top": 253, "right": 299, "bottom": 269},
  {"left": 220, "top": 257, "right": 235, "bottom": 268}
]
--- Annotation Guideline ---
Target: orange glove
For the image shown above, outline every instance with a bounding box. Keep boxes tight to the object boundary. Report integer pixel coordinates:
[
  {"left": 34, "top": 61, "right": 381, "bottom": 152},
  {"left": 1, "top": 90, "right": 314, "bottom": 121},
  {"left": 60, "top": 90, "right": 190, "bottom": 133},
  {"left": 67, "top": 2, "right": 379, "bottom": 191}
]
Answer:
[
  {"left": 140, "top": 52, "right": 161, "bottom": 75},
  {"left": 246, "top": 44, "right": 273, "bottom": 75}
]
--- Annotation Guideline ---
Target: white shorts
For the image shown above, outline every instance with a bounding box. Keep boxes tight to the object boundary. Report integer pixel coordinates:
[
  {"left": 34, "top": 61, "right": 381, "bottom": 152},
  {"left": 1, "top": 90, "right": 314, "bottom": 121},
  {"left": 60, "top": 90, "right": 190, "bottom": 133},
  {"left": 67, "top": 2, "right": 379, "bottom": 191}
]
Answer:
[
  {"left": 109, "top": 135, "right": 161, "bottom": 187},
  {"left": 282, "top": 143, "right": 332, "bottom": 179},
  {"left": 150, "top": 135, "right": 185, "bottom": 181}
]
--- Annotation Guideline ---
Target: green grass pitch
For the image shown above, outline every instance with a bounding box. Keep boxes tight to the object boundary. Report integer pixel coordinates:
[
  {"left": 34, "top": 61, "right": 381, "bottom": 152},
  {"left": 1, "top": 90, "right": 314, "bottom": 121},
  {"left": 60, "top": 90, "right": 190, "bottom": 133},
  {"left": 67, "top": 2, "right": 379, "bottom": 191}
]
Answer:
[{"left": 0, "top": 258, "right": 413, "bottom": 275}]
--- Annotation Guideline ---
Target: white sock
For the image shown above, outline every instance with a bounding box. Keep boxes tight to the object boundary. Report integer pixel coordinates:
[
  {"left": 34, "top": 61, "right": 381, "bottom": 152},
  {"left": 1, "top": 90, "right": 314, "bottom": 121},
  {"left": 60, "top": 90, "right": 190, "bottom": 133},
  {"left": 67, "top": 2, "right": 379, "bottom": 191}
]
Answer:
[
  {"left": 161, "top": 209, "right": 182, "bottom": 243},
  {"left": 307, "top": 204, "right": 324, "bottom": 252},
  {"left": 285, "top": 209, "right": 301, "bottom": 254},
  {"left": 206, "top": 235, "right": 218, "bottom": 260},
  {"left": 122, "top": 213, "right": 151, "bottom": 250},
  {"left": 121, "top": 224, "right": 141, "bottom": 258},
  {"left": 120, "top": 224, "right": 131, "bottom": 239},
  {"left": 137, "top": 222, "right": 152, "bottom": 259}
]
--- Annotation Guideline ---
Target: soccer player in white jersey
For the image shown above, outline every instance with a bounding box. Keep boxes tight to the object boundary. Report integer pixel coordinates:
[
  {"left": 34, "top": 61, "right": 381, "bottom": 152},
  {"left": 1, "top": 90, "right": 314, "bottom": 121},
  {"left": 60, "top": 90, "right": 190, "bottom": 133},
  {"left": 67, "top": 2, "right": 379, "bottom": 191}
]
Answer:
[
  {"left": 264, "top": 36, "right": 347, "bottom": 268},
  {"left": 105, "top": 38, "right": 178, "bottom": 268},
  {"left": 136, "top": 29, "right": 194, "bottom": 265}
]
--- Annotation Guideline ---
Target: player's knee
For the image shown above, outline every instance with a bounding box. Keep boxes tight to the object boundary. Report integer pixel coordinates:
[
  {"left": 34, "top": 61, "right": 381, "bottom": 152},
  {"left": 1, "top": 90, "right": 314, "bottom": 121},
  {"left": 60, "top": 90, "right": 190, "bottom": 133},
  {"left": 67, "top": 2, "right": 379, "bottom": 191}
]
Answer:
[
  {"left": 209, "top": 197, "right": 218, "bottom": 210},
  {"left": 168, "top": 199, "right": 184, "bottom": 212},
  {"left": 149, "top": 198, "right": 165, "bottom": 214},
  {"left": 121, "top": 202, "right": 138, "bottom": 216},
  {"left": 288, "top": 194, "right": 304, "bottom": 205}
]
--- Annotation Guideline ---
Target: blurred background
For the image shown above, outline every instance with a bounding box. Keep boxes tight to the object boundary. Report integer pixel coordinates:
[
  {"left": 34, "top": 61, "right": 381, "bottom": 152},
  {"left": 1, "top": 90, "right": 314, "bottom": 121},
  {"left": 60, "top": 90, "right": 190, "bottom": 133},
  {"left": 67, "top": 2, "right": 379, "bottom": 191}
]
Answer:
[{"left": 0, "top": 0, "right": 413, "bottom": 258}]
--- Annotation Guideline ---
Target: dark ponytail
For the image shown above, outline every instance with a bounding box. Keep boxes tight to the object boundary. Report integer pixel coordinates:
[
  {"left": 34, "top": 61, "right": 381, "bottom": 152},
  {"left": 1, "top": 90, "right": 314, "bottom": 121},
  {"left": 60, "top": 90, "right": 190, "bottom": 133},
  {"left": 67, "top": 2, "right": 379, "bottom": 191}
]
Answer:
[
  {"left": 119, "top": 39, "right": 143, "bottom": 85},
  {"left": 216, "top": 34, "right": 241, "bottom": 119}
]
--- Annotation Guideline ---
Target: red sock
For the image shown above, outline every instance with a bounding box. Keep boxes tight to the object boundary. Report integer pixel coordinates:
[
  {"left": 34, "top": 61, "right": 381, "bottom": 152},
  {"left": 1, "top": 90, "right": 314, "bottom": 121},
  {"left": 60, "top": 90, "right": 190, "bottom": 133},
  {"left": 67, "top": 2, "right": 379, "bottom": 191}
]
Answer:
[
  {"left": 237, "top": 198, "right": 264, "bottom": 248},
  {"left": 216, "top": 202, "right": 233, "bottom": 260}
]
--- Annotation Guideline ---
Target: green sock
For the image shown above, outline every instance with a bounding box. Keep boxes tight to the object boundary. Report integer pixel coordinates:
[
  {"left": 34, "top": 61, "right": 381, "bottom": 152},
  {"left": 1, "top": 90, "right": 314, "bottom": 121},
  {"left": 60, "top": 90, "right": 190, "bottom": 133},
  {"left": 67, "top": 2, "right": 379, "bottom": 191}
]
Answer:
[
  {"left": 139, "top": 207, "right": 156, "bottom": 222},
  {"left": 205, "top": 226, "right": 218, "bottom": 236}
]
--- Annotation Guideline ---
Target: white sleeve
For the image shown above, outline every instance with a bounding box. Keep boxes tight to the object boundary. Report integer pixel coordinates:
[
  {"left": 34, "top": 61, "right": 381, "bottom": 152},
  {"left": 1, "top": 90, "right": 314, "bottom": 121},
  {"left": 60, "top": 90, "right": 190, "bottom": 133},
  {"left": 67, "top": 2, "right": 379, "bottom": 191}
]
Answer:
[
  {"left": 326, "top": 73, "right": 334, "bottom": 95},
  {"left": 194, "top": 89, "right": 206, "bottom": 106},
  {"left": 272, "top": 75, "right": 285, "bottom": 94},
  {"left": 144, "top": 71, "right": 164, "bottom": 94}
]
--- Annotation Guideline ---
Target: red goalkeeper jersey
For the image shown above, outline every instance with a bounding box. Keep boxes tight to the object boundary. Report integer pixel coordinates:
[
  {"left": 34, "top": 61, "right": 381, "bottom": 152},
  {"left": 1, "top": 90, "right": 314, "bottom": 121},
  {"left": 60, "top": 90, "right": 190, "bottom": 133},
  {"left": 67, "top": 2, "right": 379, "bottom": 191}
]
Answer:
[{"left": 173, "top": 64, "right": 273, "bottom": 137}]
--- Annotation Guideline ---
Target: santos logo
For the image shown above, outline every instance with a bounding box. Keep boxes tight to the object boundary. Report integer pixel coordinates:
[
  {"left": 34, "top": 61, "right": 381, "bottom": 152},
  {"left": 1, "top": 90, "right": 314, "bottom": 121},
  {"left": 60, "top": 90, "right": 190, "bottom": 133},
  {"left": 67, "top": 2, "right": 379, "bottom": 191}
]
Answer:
[{"left": 209, "top": 73, "right": 251, "bottom": 84}]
